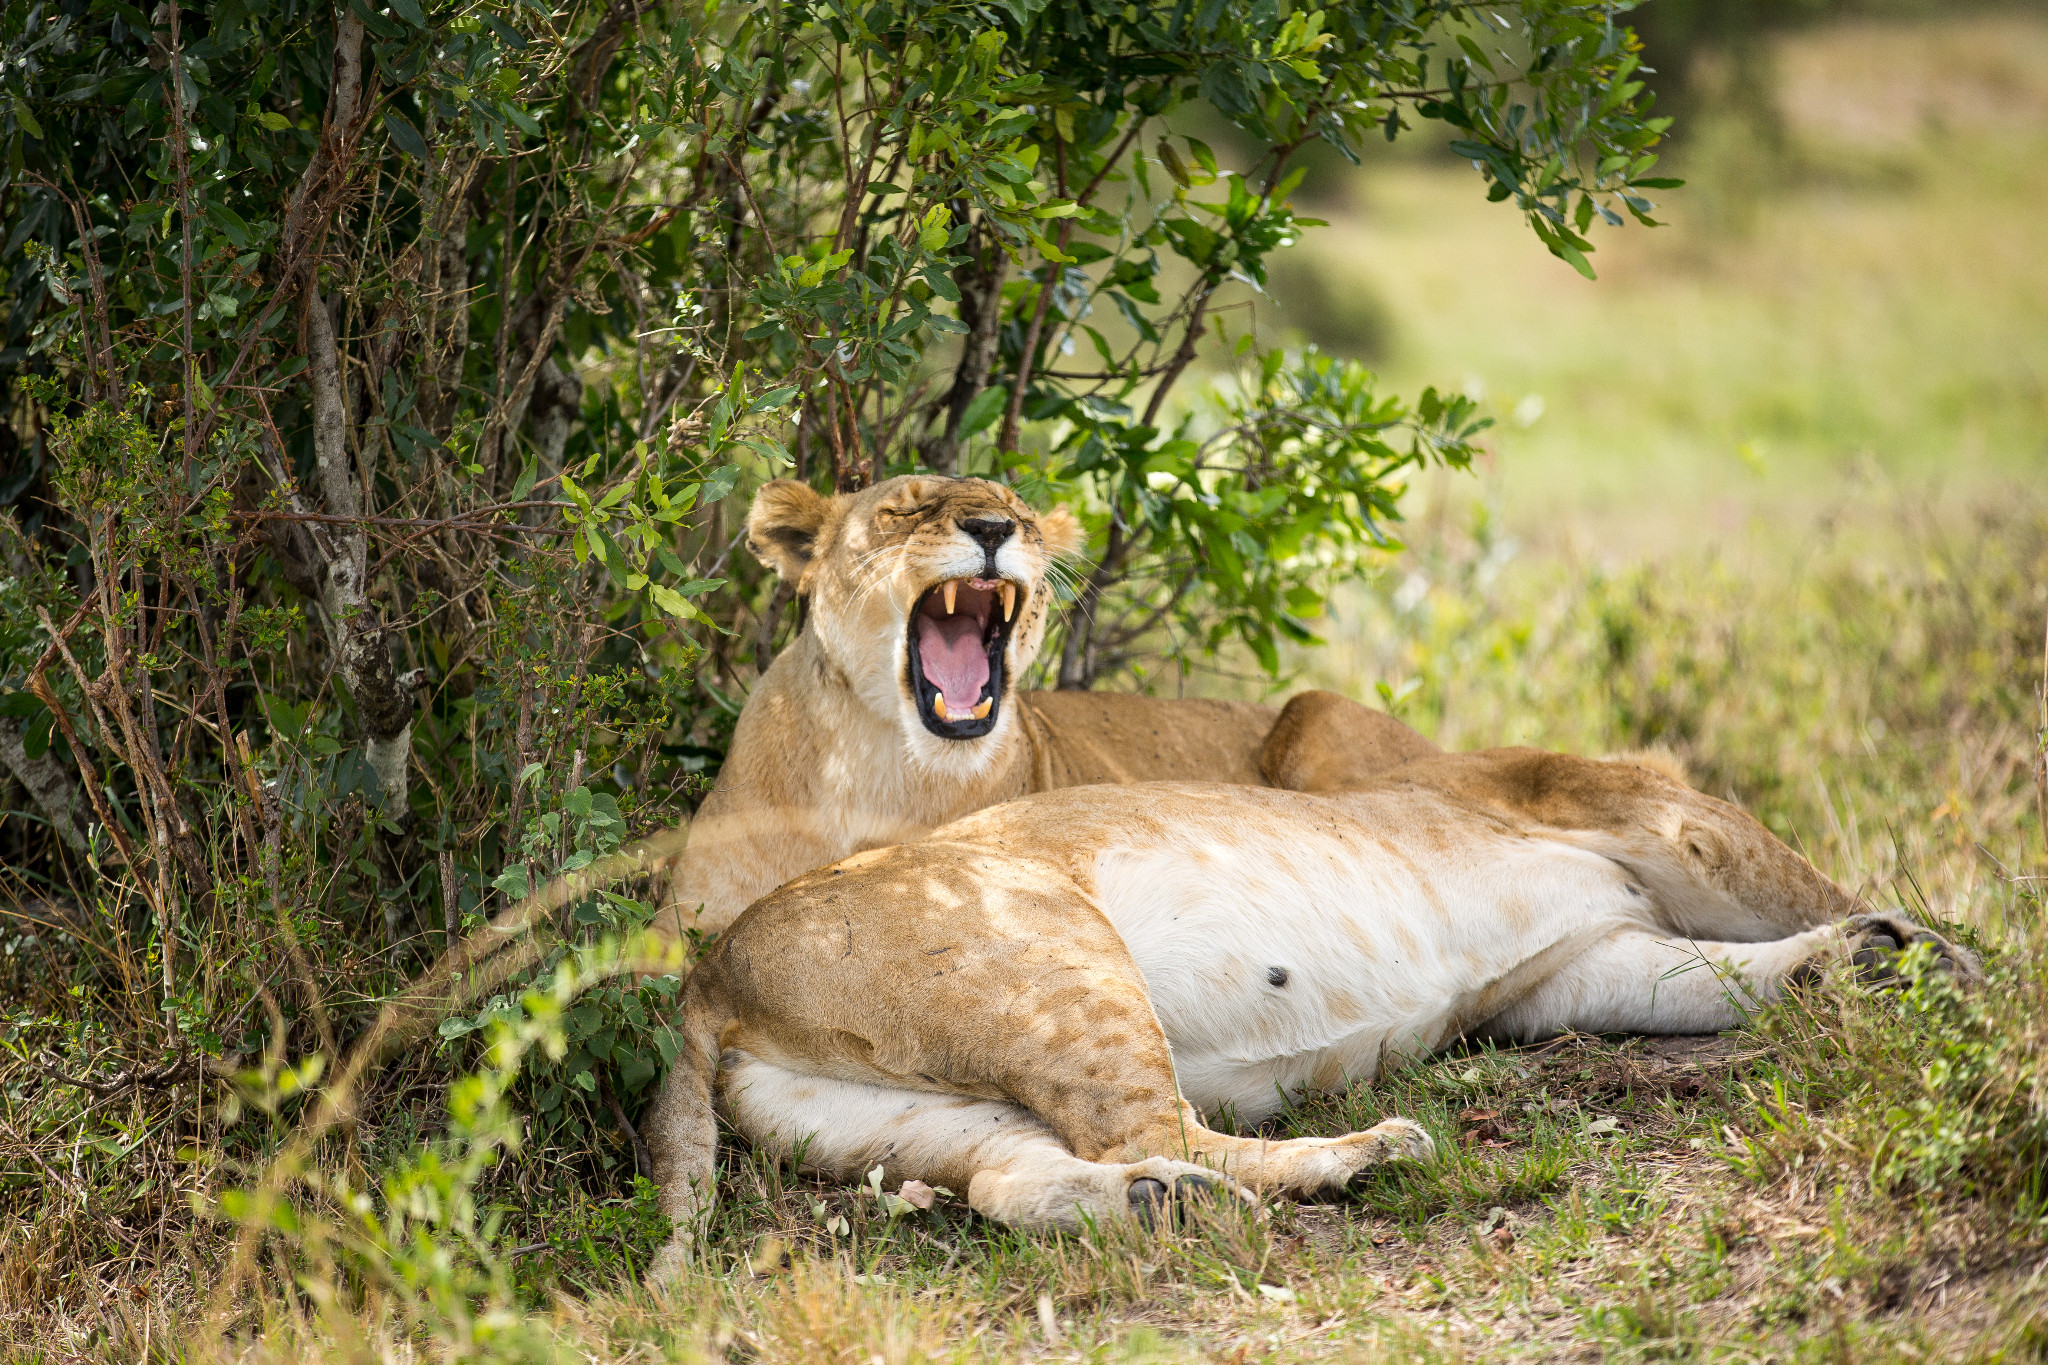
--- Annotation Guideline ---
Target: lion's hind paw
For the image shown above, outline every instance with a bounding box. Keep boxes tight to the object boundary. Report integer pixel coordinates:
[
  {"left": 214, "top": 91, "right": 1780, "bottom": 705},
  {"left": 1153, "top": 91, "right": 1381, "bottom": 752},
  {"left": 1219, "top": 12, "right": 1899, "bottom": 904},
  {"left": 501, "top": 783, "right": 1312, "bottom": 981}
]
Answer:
[
  {"left": 1127, "top": 1170, "right": 1235, "bottom": 1229},
  {"left": 1842, "top": 913, "right": 1984, "bottom": 988}
]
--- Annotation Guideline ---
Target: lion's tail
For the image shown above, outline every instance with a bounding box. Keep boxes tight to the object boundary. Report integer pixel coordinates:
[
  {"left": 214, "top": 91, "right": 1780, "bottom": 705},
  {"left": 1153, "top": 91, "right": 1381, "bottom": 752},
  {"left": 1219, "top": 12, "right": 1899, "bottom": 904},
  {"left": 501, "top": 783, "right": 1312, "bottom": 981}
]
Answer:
[{"left": 644, "top": 967, "right": 732, "bottom": 1280}]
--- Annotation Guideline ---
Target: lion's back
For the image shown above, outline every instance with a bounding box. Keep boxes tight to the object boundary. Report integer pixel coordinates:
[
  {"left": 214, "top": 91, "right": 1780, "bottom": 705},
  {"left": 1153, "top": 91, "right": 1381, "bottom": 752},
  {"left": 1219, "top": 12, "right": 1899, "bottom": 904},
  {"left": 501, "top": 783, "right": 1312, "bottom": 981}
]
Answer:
[{"left": 1019, "top": 691, "right": 1273, "bottom": 789}]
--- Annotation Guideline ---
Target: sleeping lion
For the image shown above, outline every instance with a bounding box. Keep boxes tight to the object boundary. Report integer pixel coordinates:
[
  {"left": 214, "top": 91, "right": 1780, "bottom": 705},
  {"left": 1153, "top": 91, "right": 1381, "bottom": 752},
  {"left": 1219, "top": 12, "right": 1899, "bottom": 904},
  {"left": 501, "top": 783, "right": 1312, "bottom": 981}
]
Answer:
[{"left": 645, "top": 775, "right": 1976, "bottom": 1274}]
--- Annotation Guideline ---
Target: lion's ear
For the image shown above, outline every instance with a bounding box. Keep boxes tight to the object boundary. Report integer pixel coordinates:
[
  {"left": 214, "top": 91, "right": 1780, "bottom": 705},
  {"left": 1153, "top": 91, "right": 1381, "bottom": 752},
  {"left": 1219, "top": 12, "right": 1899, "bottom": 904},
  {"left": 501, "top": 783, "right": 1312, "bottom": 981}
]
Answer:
[
  {"left": 746, "top": 479, "right": 831, "bottom": 581},
  {"left": 1038, "top": 505, "right": 1085, "bottom": 560}
]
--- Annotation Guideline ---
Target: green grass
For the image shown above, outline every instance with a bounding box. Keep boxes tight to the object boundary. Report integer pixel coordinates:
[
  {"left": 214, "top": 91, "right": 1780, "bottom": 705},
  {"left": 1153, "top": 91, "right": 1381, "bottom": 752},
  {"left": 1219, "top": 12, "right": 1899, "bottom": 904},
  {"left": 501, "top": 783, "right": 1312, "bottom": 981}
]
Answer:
[{"left": 6, "top": 14, "right": 2048, "bottom": 1363}]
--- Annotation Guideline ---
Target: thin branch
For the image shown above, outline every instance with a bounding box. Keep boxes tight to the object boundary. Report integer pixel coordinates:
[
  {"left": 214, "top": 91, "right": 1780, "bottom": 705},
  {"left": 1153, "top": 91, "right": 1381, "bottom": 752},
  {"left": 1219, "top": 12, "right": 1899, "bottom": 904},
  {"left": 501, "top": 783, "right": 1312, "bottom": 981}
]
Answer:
[
  {"left": 999, "top": 139, "right": 1072, "bottom": 457},
  {"left": 163, "top": 4, "right": 199, "bottom": 477}
]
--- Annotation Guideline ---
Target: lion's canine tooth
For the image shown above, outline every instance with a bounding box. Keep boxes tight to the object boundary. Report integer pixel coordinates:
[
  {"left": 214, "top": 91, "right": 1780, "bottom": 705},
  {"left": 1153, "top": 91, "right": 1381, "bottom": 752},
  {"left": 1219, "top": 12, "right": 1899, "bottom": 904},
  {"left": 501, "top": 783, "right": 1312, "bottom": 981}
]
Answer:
[
  {"left": 970, "top": 698, "right": 992, "bottom": 720},
  {"left": 943, "top": 580, "right": 957, "bottom": 615},
  {"left": 999, "top": 582, "right": 1016, "bottom": 620},
  {"left": 933, "top": 695, "right": 949, "bottom": 721}
]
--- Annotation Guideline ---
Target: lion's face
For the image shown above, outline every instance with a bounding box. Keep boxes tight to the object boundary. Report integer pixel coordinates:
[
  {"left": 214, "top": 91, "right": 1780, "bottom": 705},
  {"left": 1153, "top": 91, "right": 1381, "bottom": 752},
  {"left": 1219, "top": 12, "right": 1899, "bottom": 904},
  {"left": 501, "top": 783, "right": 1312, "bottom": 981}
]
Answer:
[{"left": 745, "top": 475, "right": 1082, "bottom": 769}]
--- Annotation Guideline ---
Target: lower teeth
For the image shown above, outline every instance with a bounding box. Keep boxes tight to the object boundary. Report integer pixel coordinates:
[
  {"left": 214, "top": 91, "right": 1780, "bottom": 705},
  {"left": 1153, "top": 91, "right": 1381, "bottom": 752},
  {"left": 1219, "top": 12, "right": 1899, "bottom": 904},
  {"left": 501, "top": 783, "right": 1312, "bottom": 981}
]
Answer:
[{"left": 931, "top": 695, "right": 994, "bottom": 722}]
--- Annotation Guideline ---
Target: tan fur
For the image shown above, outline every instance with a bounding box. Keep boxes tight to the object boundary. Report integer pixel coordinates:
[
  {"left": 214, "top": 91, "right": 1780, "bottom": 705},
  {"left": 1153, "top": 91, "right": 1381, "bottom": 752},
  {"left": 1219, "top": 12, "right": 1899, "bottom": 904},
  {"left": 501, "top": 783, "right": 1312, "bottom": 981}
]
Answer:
[
  {"left": 658, "top": 476, "right": 1437, "bottom": 939},
  {"left": 1604, "top": 745, "right": 1692, "bottom": 788},
  {"left": 646, "top": 768, "right": 1973, "bottom": 1274},
  {"left": 655, "top": 478, "right": 1822, "bottom": 947},
  {"left": 637, "top": 480, "right": 1983, "bottom": 1274}
]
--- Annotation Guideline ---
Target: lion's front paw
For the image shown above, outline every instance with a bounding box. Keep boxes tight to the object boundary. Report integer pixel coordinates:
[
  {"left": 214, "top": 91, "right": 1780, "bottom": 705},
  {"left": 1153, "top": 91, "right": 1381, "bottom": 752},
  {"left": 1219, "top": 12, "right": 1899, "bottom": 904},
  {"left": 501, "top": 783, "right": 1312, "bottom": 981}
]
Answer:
[
  {"left": 1364, "top": 1117, "right": 1436, "bottom": 1163},
  {"left": 1841, "top": 913, "right": 1983, "bottom": 988},
  {"left": 1338, "top": 1117, "right": 1436, "bottom": 1196}
]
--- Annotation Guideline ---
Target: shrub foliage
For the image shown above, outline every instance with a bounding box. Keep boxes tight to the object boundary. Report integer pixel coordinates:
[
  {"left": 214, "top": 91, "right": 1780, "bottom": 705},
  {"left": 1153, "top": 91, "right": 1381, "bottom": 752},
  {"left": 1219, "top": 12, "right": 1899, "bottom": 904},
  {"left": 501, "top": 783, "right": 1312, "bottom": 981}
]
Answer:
[{"left": 0, "top": 0, "right": 1677, "bottom": 1326}]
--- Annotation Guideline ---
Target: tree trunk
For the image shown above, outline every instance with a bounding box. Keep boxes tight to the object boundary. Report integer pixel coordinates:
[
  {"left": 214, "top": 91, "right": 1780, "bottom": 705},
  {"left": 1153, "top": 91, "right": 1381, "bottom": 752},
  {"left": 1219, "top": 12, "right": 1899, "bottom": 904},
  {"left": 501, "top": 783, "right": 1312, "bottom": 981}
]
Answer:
[
  {"left": 308, "top": 289, "right": 416, "bottom": 814},
  {"left": 0, "top": 717, "right": 87, "bottom": 854},
  {"left": 925, "top": 218, "right": 1009, "bottom": 473}
]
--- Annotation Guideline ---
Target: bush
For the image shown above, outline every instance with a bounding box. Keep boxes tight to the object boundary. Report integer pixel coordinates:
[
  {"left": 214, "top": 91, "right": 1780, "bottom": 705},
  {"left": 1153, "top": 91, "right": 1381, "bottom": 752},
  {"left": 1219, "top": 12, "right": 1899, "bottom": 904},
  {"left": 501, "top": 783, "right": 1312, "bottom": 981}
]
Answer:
[{"left": 0, "top": 0, "right": 1678, "bottom": 1338}]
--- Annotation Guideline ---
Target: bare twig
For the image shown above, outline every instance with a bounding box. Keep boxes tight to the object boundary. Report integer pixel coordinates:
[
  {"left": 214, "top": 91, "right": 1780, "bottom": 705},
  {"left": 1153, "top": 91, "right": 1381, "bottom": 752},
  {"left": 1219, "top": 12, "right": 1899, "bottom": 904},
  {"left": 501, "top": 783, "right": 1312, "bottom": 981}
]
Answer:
[
  {"left": 599, "top": 1075, "right": 653, "bottom": 1179},
  {"left": 36, "top": 1051, "right": 233, "bottom": 1096},
  {"left": 162, "top": 3, "right": 199, "bottom": 477}
]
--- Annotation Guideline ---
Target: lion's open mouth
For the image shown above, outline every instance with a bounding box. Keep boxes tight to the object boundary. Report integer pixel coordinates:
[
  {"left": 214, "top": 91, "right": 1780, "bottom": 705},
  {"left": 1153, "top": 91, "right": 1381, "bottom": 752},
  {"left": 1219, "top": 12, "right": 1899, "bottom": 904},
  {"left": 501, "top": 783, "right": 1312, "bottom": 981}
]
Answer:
[{"left": 906, "top": 576, "right": 1018, "bottom": 739}]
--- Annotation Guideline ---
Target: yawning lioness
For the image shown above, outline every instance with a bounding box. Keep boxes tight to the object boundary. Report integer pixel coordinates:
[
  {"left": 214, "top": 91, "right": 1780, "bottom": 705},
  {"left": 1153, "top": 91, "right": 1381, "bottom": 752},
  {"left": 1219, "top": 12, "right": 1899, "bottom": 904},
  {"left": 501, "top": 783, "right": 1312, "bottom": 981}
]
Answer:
[{"left": 658, "top": 474, "right": 1434, "bottom": 938}]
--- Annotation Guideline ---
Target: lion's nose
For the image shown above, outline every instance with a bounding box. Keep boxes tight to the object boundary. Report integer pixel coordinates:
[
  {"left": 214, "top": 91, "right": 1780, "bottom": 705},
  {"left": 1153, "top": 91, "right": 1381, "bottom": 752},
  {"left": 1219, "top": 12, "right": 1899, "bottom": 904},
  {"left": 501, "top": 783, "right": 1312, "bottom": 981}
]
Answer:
[{"left": 960, "top": 517, "right": 1016, "bottom": 557}]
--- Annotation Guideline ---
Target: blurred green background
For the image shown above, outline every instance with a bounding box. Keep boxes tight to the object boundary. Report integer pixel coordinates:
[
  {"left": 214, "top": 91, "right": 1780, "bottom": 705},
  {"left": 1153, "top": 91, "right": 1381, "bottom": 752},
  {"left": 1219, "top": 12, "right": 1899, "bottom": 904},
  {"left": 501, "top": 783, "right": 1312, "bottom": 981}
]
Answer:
[{"left": 1250, "top": 6, "right": 2047, "bottom": 550}]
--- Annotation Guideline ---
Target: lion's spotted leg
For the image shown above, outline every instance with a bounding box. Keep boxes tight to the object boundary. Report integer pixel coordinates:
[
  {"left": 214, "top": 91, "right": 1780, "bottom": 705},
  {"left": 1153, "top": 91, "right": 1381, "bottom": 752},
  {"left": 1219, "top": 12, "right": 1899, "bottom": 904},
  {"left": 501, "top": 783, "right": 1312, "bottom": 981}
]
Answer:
[
  {"left": 720, "top": 986, "right": 1434, "bottom": 1222},
  {"left": 1106, "top": 1100, "right": 1435, "bottom": 1198},
  {"left": 717, "top": 1050, "right": 1250, "bottom": 1230},
  {"left": 718, "top": 1051, "right": 1424, "bottom": 1225},
  {"left": 944, "top": 968, "right": 1434, "bottom": 1203}
]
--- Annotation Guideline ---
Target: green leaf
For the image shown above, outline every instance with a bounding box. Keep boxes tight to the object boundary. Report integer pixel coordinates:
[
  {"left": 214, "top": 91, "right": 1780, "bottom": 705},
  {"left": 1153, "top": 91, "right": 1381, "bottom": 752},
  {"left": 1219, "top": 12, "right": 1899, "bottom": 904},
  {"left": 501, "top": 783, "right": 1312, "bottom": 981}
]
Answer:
[
  {"left": 648, "top": 583, "right": 695, "bottom": 619},
  {"left": 23, "top": 713, "right": 53, "bottom": 761},
  {"left": 383, "top": 110, "right": 429, "bottom": 161},
  {"left": 388, "top": 0, "right": 426, "bottom": 26},
  {"left": 958, "top": 385, "right": 1008, "bottom": 440},
  {"left": 493, "top": 864, "right": 530, "bottom": 900},
  {"left": 11, "top": 99, "right": 45, "bottom": 141},
  {"left": 596, "top": 530, "right": 631, "bottom": 587},
  {"left": 1155, "top": 137, "right": 1190, "bottom": 187},
  {"left": 477, "top": 11, "right": 526, "bottom": 47},
  {"left": 700, "top": 463, "right": 741, "bottom": 504},
  {"left": 501, "top": 101, "right": 541, "bottom": 136},
  {"left": 509, "top": 457, "right": 537, "bottom": 504},
  {"left": 1552, "top": 241, "right": 1597, "bottom": 280}
]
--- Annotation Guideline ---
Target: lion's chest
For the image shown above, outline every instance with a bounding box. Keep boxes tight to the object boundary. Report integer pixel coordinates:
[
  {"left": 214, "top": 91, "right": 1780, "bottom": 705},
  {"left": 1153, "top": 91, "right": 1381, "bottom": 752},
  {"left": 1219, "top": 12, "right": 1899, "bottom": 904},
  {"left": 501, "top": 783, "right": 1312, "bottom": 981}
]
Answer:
[{"left": 1086, "top": 822, "right": 1639, "bottom": 1122}]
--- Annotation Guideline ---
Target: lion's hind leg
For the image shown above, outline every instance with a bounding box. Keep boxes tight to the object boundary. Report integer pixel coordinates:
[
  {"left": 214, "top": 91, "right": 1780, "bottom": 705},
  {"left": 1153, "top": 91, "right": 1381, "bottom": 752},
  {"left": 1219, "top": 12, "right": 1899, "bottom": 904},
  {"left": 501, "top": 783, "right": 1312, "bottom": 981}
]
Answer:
[
  {"left": 718, "top": 1050, "right": 1248, "bottom": 1232},
  {"left": 1472, "top": 915, "right": 1983, "bottom": 1044}
]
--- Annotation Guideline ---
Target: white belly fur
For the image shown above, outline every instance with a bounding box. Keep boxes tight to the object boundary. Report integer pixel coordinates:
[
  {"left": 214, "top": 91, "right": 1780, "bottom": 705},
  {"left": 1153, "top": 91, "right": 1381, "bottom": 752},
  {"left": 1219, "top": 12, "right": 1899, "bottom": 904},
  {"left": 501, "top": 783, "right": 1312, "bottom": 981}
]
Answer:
[{"left": 1088, "top": 800, "right": 1652, "bottom": 1121}]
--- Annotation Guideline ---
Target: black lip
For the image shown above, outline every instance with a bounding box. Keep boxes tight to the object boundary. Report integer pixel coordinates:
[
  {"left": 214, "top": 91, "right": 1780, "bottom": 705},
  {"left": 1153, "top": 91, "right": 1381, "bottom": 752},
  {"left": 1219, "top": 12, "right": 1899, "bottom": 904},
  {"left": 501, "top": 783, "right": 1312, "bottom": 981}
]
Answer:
[{"left": 905, "top": 582, "right": 1015, "bottom": 740}]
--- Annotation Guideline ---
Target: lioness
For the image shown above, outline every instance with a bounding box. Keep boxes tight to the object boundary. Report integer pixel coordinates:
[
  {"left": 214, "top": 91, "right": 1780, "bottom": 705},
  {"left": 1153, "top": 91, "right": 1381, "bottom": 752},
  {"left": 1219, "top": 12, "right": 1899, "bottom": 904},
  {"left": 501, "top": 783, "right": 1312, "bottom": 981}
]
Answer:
[
  {"left": 646, "top": 774, "right": 1976, "bottom": 1273},
  {"left": 658, "top": 474, "right": 1436, "bottom": 937}
]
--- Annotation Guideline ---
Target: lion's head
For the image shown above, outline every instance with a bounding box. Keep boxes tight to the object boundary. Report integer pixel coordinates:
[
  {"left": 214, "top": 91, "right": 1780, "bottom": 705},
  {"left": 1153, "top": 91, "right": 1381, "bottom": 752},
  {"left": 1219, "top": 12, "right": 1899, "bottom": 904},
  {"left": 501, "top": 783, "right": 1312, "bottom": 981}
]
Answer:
[{"left": 745, "top": 475, "right": 1083, "bottom": 769}]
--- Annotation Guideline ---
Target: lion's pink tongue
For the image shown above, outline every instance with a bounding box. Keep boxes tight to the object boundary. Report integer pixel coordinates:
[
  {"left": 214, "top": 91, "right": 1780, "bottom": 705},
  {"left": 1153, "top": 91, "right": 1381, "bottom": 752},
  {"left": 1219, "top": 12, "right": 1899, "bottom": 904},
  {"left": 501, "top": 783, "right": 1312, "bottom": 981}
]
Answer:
[{"left": 916, "top": 612, "right": 989, "bottom": 714}]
